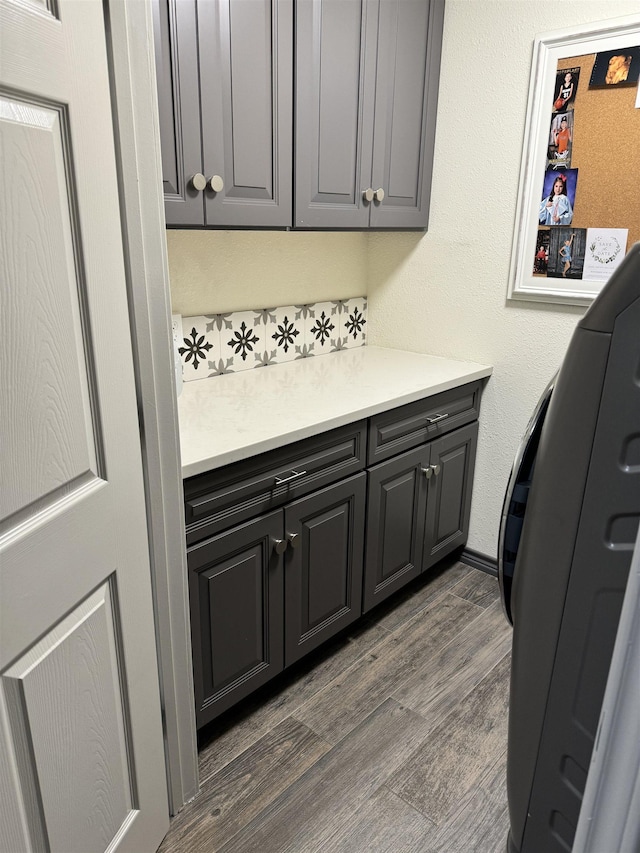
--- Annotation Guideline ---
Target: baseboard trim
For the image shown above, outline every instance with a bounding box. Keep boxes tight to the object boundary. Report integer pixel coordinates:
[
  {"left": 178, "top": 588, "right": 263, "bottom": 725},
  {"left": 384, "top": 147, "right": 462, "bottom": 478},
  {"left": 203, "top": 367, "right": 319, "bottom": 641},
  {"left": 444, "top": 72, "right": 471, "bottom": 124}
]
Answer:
[{"left": 461, "top": 548, "right": 497, "bottom": 577}]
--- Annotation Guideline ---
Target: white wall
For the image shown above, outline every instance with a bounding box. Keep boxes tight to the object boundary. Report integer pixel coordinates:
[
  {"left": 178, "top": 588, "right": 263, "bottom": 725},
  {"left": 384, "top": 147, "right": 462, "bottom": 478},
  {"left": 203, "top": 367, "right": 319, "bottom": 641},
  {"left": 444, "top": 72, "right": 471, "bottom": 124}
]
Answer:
[
  {"left": 367, "top": 0, "right": 639, "bottom": 557},
  {"left": 167, "top": 230, "right": 369, "bottom": 315}
]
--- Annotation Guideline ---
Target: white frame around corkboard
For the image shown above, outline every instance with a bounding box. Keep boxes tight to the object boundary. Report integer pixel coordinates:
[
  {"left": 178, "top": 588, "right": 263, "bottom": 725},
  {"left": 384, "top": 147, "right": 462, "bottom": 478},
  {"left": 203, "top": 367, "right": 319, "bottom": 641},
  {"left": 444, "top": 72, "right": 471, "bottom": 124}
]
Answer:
[{"left": 508, "top": 15, "right": 640, "bottom": 306}]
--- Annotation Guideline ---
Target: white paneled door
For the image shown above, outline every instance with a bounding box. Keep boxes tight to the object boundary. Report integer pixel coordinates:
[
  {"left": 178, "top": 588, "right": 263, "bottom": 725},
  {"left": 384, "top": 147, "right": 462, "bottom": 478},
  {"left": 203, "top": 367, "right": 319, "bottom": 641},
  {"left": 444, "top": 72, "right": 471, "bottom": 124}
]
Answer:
[{"left": 0, "top": 0, "right": 169, "bottom": 851}]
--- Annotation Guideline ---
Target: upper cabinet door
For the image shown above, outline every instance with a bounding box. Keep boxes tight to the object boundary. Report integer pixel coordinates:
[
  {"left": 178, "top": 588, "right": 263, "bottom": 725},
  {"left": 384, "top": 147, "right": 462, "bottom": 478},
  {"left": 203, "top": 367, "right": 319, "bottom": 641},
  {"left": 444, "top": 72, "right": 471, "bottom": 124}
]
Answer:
[
  {"left": 369, "top": 0, "right": 444, "bottom": 228},
  {"left": 295, "top": 0, "right": 377, "bottom": 228},
  {"left": 152, "top": 0, "right": 205, "bottom": 225},
  {"left": 198, "top": 0, "right": 293, "bottom": 227}
]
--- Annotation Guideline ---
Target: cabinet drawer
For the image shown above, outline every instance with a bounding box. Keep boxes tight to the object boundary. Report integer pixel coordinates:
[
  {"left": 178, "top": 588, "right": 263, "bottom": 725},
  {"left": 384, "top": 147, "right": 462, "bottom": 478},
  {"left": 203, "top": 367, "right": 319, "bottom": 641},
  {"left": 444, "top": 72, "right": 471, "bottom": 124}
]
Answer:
[
  {"left": 367, "top": 382, "right": 481, "bottom": 465},
  {"left": 185, "top": 421, "right": 367, "bottom": 544}
]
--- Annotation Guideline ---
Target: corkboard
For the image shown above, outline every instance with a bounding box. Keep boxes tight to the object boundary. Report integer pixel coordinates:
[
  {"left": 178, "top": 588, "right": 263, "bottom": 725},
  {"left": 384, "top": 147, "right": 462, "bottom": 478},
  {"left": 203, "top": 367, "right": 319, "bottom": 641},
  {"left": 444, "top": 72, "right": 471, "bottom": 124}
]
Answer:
[{"left": 557, "top": 53, "right": 640, "bottom": 248}]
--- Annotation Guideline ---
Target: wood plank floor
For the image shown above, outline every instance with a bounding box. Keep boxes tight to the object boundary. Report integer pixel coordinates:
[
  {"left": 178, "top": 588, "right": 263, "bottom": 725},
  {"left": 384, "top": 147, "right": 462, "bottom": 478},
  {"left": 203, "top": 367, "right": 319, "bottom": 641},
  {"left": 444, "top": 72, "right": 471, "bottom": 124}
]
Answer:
[{"left": 158, "top": 560, "right": 513, "bottom": 853}]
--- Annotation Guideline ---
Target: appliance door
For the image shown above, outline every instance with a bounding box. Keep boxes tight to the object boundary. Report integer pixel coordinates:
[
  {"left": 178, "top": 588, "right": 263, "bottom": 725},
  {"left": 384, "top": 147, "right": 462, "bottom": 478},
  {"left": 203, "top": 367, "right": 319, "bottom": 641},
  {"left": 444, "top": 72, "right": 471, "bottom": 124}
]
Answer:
[{"left": 498, "top": 374, "right": 556, "bottom": 624}]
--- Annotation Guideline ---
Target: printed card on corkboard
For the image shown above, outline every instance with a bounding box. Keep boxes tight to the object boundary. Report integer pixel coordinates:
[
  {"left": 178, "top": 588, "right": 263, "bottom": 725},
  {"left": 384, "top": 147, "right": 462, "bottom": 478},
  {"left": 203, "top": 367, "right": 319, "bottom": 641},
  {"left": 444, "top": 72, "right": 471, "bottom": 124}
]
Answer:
[{"left": 583, "top": 229, "right": 629, "bottom": 280}]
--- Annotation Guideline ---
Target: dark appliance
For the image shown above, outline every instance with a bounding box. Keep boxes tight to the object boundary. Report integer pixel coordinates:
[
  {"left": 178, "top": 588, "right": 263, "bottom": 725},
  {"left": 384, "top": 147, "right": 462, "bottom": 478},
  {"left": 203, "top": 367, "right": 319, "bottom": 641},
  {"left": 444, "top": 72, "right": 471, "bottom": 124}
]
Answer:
[{"left": 499, "top": 243, "right": 640, "bottom": 853}]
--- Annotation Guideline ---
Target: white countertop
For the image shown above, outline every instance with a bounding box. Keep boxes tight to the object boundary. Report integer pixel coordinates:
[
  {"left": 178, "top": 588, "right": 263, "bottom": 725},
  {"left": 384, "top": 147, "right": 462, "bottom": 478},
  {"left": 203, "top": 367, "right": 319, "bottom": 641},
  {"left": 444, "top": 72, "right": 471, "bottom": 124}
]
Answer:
[{"left": 178, "top": 346, "right": 492, "bottom": 478}]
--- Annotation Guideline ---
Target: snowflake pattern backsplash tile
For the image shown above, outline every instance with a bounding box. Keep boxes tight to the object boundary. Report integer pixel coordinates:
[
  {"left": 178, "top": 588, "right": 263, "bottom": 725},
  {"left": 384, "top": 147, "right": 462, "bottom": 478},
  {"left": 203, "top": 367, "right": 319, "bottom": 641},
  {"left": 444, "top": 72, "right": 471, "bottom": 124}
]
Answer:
[{"left": 178, "top": 299, "right": 367, "bottom": 381}]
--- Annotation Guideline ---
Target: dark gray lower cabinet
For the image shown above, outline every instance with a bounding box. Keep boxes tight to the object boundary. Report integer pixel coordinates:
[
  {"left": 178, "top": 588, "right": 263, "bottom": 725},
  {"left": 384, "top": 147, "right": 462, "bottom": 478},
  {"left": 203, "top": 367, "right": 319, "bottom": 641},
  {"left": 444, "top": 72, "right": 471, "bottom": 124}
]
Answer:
[
  {"left": 363, "top": 446, "right": 428, "bottom": 611},
  {"left": 285, "top": 474, "right": 366, "bottom": 665},
  {"left": 423, "top": 421, "right": 478, "bottom": 571},
  {"left": 188, "top": 474, "right": 366, "bottom": 727},
  {"left": 364, "top": 421, "right": 479, "bottom": 612},
  {"left": 188, "top": 511, "right": 284, "bottom": 727},
  {"left": 185, "top": 387, "right": 482, "bottom": 728}
]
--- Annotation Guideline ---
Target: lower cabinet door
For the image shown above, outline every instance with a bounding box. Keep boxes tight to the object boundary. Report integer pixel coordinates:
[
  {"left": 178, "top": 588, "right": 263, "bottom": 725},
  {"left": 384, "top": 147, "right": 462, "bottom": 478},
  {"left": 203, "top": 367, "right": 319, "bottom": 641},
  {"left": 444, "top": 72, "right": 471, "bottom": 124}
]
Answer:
[
  {"left": 423, "top": 421, "right": 479, "bottom": 571},
  {"left": 284, "top": 473, "right": 366, "bottom": 665},
  {"left": 363, "top": 446, "right": 429, "bottom": 612},
  {"left": 187, "top": 511, "right": 284, "bottom": 728}
]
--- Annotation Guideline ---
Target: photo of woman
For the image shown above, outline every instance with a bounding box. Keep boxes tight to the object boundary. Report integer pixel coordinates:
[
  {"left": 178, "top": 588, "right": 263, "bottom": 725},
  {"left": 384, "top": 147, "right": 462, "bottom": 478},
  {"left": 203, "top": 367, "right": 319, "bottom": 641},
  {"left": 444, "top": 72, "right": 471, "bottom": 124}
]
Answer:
[
  {"left": 547, "top": 228, "right": 587, "bottom": 279},
  {"left": 559, "top": 233, "right": 575, "bottom": 277},
  {"left": 539, "top": 170, "right": 577, "bottom": 225}
]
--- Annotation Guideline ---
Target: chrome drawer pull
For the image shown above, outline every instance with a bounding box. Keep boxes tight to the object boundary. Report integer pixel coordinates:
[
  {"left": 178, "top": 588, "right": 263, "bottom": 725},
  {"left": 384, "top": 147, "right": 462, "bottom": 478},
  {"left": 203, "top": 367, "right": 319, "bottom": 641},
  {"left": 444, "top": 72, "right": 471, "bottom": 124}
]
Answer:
[
  {"left": 274, "top": 469, "right": 307, "bottom": 487},
  {"left": 426, "top": 413, "right": 449, "bottom": 424}
]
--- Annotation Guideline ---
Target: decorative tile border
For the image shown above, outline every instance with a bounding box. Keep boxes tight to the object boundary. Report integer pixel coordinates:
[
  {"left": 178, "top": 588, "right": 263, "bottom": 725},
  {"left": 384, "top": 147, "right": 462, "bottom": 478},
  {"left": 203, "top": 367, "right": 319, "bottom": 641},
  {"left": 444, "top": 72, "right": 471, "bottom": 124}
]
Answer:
[{"left": 178, "top": 298, "right": 367, "bottom": 381}]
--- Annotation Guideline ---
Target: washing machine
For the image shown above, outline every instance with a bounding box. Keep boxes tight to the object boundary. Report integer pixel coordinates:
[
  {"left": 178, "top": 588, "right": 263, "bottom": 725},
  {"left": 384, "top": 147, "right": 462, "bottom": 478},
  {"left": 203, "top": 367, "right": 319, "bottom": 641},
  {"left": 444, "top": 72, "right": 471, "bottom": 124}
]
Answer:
[{"left": 498, "top": 243, "right": 640, "bottom": 853}]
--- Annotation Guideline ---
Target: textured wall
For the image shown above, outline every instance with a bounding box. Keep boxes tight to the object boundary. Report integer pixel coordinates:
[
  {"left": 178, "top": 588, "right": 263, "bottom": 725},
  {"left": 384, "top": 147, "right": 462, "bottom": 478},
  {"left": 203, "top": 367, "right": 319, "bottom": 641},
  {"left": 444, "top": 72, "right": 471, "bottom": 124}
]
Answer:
[
  {"left": 167, "top": 230, "right": 369, "bottom": 315},
  {"left": 367, "top": 0, "right": 638, "bottom": 558}
]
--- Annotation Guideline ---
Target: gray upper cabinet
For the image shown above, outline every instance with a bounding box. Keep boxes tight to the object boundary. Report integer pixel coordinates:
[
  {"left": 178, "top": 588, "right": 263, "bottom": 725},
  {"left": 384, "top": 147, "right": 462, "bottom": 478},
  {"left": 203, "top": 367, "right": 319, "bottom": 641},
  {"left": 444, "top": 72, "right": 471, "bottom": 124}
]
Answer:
[
  {"left": 295, "top": 0, "right": 444, "bottom": 229},
  {"left": 153, "top": 0, "right": 292, "bottom": 228},
  {"left": 198, "top": 0, "right": 293, "bottom": 227},
  {"left": 152, "top": 0, "right": 205, "bottom": 225},
  {"left": 153, "top": 0, "right": 443, "bottom": 229},
  {"left": 294, "top": 0, "right": 376, "bottom": 228}
]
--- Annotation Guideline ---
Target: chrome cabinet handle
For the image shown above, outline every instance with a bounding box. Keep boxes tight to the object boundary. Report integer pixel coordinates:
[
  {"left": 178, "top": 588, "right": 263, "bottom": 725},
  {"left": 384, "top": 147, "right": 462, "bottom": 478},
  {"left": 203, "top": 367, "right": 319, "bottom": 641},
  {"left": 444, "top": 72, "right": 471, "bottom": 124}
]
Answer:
[
  {"left": 431, "top": 464, "right": 441, "bottom": 477},
  {"left": 272, "top": 538, "right": 287, "bottom": 555},
  {"left": 374, "top": 187, "right": 385, "bottom": 202},
  {"left": 363, "top": 188, "right": 374, "bottom": 202},
  {"left": 426, "top": 413, "right": 449, "bottom": 424},
  {"left": 208, "top": 174, "right": 224, "bottom": 192},
  {"left": 190, "top": 173, "right": 206, "bottom": 191},
  {"left": 274, "top": 469, "right": 307, "bottom": 487},
  {"left": 287, "top": 533, "right": 300, "bottom": 549},
  {"left": 421, "top": 466, "right": 433, "bottom": 479}
]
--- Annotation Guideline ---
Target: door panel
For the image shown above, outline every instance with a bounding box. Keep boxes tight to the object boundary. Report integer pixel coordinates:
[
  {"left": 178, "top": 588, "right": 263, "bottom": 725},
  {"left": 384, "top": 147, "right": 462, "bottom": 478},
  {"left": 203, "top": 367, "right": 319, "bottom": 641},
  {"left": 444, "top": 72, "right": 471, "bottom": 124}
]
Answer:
[
  {"left": 364, "top": 446, "right": 428, "bottom": 612},
  {"left": 285, "top": 474, "right": 366, "bottom": 665},
  {"left": 1, "top": 96, "right": 99, "bottom": 530},
  {"left": 151, "top": 0, "right": 205, "bottom": 225},
  {"left": 295, "top": 0, "right": 375, "bottom": 227},
  {"left": 187, "top": 512, "right": 284, "bottom": 726},
  {"left": 199, "top": 0, "right": 292, "bottom": 227},
  {"left": 423, "top": 422, "right": 479, "bottom": 571},
  {"left": 0, "top": 0, "right": 168, "bottom": 849},
  {"left": 3, "top": 585, "right": 133, "bottom": 853}
]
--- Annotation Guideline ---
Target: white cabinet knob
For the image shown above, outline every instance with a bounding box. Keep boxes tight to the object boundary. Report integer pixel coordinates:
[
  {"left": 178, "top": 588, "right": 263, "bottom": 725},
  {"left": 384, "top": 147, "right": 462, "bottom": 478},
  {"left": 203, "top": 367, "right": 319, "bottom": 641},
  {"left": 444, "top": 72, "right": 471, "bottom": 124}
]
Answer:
[
  {"left": 374, "top": 187, "right": 385, "bottom": 202},
  {"left": 208, "top": 175, "right": 224, "bottom": 193},
  {"left": 363, "top": 188, "right": 374, "bottom": 202},
  {"left": 190, "top": 173, "right": 206, "bottom": 191}
]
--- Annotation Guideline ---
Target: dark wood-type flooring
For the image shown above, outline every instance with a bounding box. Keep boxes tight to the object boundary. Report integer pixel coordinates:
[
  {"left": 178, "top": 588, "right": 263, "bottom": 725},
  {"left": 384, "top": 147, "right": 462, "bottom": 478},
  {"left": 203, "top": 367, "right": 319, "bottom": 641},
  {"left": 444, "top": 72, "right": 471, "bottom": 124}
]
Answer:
[{"left": 159, "top": 560, "right": 513, "bottom": 853}]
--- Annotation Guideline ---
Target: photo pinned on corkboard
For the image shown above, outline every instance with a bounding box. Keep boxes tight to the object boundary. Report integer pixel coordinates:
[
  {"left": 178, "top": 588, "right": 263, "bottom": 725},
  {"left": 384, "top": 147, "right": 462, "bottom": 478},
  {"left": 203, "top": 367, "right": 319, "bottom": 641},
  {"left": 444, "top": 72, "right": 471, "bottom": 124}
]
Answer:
[
  {"left": 547, "top": 112, "right": 574, "bottom": 168},
  {"left": 552, "top": 67, "right": 580, "bottom": 111},
  {"left": 533, "top": 229, "right": 551, "bottom": 277},
  {"left": 547, "top": 228, "right": 587, "bottom": 280},
  {"left": 589, "top": 47, "right": 640, "bottom": 88},
  {"left": 539, "top": 169, "right": 578, "bottom": 227}
]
